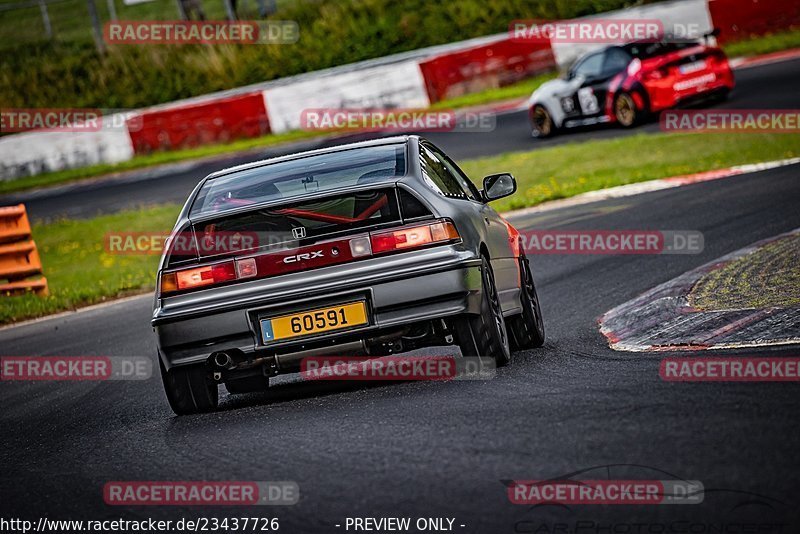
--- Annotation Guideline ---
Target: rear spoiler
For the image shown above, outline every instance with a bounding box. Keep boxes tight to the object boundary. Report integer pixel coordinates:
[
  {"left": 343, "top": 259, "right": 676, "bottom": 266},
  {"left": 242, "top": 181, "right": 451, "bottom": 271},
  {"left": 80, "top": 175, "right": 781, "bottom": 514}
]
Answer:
[{"left": 703, "top": 27, "right": 721, "bottom": 43}]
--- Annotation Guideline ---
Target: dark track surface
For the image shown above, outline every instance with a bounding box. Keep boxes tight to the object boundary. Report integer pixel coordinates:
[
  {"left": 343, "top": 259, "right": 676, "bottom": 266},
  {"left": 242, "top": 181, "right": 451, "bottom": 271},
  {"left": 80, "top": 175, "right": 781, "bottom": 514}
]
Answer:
[
  {"left": 3, "top": 57, "right": 799, "bottom": 222},
  {"left": 2, "top": 164, "right": 799, "bottom": 529}
]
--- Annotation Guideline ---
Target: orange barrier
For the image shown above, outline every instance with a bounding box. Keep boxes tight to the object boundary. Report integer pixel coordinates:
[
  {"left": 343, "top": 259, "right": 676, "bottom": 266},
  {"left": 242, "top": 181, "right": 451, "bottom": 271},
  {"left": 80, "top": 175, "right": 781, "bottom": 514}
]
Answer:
[
  {"left": 0, "top": 204, "right": 31, "bottom": 244},
  {"left": 0, "top": 204, "right": 48, "bottom": 296}
]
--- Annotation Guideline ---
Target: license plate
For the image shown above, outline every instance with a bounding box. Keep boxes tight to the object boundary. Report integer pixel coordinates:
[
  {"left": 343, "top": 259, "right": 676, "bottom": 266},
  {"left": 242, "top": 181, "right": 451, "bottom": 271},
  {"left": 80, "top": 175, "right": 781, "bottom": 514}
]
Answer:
[
  {"left": 260, "top": 301, "right": 368, "bottom": 344},
  {"left": 679, "top": 60, "right": 706, "bottom": 74}
]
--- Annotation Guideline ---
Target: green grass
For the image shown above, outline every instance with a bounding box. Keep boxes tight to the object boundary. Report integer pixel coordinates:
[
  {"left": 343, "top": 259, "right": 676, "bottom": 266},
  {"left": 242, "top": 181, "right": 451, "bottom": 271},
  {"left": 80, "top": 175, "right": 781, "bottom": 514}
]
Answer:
[
  {"left": 689, "top": 234, "right": 800, "bottom": 310},
  {"left": 0, "top": 204, "right": 179, "bottom": 324},
  {"left": 3, "top": 130, "right": 799, "bottom": 325},
  {"left": 460, "top": 132, "right": 800, "bottom": 212},
  {"left": 0, "top": 0, "right": 293, "bottom": 47},
  {"left": 429, "top": 72, "right": 556, "bottom": 110},
  {"left": 2, "top": 0, "right": 650, "bottom": 109},
  {"left": 722, "top": 28, "right": 800, "bottom": 58}
]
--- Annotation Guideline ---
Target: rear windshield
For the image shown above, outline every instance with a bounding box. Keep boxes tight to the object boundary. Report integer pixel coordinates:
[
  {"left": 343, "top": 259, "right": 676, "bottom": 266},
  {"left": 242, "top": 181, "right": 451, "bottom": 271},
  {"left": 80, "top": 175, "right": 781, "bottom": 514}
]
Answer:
[
  {"left": 190, "top": 144, "right": 407, "bottom": 217},
  {"left": 188, "top": 188, "right": 403, "bottom": 261}
]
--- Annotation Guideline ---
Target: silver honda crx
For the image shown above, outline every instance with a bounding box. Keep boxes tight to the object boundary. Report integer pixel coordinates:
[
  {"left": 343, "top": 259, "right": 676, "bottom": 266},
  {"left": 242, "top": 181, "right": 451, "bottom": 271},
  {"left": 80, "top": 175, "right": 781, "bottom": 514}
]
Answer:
[{"left": 153, "top": 136, "right": 544, "bottom": 414}]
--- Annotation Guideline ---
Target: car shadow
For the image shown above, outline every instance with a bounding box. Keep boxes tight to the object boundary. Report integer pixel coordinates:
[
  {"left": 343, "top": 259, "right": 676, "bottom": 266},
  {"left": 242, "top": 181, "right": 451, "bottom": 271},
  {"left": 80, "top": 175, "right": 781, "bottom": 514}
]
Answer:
[
  {"left": 217, "top": 346, "right": 466, "bottom": 413},
  {"left": 217, "top": 375, "right": 414, "bottom": 411}
]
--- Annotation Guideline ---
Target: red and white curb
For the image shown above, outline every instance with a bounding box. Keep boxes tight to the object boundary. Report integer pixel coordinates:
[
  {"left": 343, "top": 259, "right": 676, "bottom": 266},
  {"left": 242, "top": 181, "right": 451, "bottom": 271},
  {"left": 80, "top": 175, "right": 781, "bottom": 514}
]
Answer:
[{"left": 599, "top": 228, "right": 800, "bottom": 352}]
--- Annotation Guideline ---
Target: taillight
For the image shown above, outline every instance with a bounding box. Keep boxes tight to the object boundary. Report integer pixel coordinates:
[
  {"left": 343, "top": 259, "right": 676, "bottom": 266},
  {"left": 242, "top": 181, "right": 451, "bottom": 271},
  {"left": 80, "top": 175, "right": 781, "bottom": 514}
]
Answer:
[
  {"left": 160, "top": 260, "right": 237, "bottom": 295},
  {"left": 235, "top": 257, "right": 257, "bottom": 279},
  {"left": 349, "top": 236, "right": 372, "bottom": 258},
  {"left": 159, "top": 220, "right": 460, "bottom": 295},
  {"left": 370, "top": 221, "right": 460, "bottom": 255}
]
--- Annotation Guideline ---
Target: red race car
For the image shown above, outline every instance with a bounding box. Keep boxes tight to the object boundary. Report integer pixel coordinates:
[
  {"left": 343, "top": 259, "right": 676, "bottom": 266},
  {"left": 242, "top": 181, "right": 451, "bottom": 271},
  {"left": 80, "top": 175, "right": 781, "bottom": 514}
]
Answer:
[{"left": 528, "top": 31, "right": 736, "bottom": 137}]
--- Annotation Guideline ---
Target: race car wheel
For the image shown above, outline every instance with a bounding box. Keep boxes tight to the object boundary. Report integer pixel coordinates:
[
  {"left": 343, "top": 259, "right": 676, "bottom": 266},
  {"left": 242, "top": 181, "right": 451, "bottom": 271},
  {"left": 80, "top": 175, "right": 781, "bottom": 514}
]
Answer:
[
  {"left": 530, "top": 105, "right": 556, "bottom": 138},
  {"left": 455, "top": 257, "right": 511, "bottom": 367},
  {"left": 160, "top": 359, "right": 219, "bottom": 415},
  {"left": 614, "top": 92, "right": 639, "bottom": 127},
  {"left": 508, "top": 255, "right": 545, "bottom": 350}
]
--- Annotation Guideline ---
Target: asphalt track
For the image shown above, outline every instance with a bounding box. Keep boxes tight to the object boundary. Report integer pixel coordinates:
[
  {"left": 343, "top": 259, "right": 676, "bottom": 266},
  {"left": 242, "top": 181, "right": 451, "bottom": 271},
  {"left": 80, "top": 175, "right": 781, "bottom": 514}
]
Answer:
[
  {"left": 2, "top": 163, "right": 799, "bottom": 529},
  {"left": 3, "top": 56, "right": 800, "bottom": 222}
]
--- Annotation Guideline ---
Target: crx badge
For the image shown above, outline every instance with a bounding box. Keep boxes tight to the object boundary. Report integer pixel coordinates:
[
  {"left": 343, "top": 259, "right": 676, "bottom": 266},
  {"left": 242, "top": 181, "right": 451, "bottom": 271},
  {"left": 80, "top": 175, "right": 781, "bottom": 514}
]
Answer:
[{"left": 283, "top": 250, "right": 324, "bottom": 264}]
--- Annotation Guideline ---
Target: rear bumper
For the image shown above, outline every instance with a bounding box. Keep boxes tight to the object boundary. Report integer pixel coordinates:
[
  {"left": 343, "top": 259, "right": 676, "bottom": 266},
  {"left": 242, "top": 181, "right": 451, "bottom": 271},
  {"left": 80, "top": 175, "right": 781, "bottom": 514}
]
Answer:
[
  {"left": 152, "top": 245, "right": 482, "bottom": 370},
  {"left": 647, "top": 65, "right": 735, "bottom": 112}
]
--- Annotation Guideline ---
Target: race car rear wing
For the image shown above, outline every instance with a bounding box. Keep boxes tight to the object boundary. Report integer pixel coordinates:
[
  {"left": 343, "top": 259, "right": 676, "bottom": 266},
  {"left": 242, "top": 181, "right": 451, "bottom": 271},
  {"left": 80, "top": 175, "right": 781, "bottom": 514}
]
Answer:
[{"left": 704, "top": 27, "right": 721, "bottom": 43}]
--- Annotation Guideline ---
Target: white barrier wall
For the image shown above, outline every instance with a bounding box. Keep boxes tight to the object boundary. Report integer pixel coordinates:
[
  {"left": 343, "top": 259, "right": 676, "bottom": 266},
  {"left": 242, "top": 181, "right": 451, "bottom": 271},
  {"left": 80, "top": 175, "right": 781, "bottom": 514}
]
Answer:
[
  {"left": 263, "top": 60, "right": 431, "bottom": 134},
  {"left": 0, "top": 120, "right": 135, "bottom": 182}
]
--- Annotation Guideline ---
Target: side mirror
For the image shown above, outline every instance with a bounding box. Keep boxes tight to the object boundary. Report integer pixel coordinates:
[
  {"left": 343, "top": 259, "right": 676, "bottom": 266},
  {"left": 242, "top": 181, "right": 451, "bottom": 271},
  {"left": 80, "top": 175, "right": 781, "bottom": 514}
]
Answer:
[{"left": 482, "top": 173, "right": 517, "bottom": 202}]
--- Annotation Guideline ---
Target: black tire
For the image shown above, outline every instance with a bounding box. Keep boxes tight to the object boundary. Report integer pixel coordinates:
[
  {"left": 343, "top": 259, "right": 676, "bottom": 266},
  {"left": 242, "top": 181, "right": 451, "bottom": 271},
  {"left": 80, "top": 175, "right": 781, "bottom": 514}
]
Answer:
[
  {"left": 508, "top": 255, "right": 545, "bottom": 350},
  {"left": 530, "top": 105, "right": 556, "bottom": 138},
  {"left": 225, "top": 374, "right": 269, "bottom": 394},
  {"left": 454, "top": 257, "right": 511, "bottom": 367},
  {"left": 159, "top": 358, "right": 218, "bottom": 415},
  {"left": 613, "top": 91, "right": 644, "bottom": 128}
]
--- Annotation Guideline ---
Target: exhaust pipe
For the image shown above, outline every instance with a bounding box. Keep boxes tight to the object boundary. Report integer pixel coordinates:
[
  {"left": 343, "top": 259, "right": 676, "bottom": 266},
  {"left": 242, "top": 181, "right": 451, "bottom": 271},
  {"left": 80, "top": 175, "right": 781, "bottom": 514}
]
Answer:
[{"left": 211, "top": 351, "right": 234, "bottom": 370}]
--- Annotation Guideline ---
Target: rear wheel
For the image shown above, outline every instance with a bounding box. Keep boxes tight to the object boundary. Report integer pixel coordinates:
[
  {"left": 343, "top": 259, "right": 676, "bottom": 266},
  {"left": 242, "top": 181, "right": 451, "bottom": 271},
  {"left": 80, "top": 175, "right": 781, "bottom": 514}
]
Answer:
[
  {"left": 530, "top": 105, "right": 556, "bottom": 138},
  {"left": 455, "top": 257, "right": 511, "bottom": 367},
  {"left": 160, "top": 359, "right": 218, "bottom": 415},
  {"left": 614, "top": 92, "right": 643, "bottom": 128},
  {"left": 508, "top": 255, "right": 545, "bottom": 350}
]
